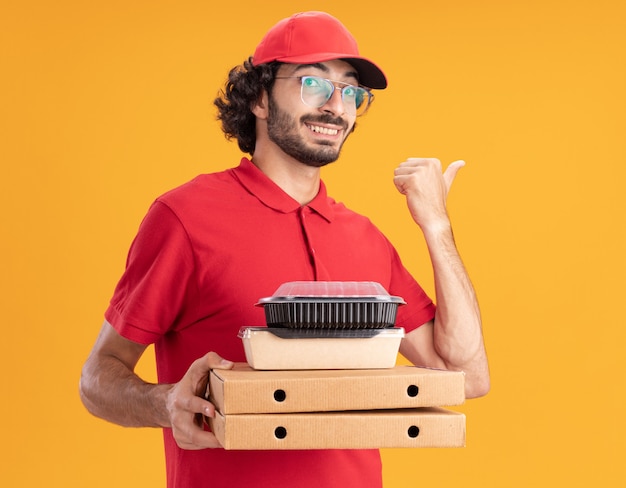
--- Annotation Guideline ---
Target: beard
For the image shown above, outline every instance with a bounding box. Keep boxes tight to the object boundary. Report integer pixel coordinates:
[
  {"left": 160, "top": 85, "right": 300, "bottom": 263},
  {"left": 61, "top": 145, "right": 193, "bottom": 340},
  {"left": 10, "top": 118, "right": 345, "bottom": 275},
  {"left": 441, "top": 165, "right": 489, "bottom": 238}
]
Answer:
[{"left": 266, "top": 96, "right": 354, "bottom": 168}]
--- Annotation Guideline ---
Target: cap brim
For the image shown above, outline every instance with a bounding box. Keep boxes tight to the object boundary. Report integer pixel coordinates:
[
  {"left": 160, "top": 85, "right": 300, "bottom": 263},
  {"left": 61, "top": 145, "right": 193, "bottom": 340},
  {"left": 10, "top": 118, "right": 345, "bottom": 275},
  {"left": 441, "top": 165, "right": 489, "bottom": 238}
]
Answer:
[{"left": 270, "top": 53, "right": 388, "bottom": 89}]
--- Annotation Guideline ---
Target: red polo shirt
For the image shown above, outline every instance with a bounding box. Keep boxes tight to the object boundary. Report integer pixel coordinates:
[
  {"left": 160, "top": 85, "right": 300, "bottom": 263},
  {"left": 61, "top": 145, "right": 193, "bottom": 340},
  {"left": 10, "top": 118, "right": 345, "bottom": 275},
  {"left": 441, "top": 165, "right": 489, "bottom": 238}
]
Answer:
[{"left": 105, "top": 158, "right": 436, "bottom": 488}]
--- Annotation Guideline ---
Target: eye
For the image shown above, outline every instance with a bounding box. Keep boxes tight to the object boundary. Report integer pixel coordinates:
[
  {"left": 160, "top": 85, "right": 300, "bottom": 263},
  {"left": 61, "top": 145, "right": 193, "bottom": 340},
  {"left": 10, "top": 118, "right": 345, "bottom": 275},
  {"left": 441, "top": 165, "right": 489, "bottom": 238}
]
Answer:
[
  {"left": 343, "top": 86, "right": 357, "bottom": 99},
  {"left": 345, "top": 86, "right": 367, "bottom": 108},
  {"left": 303, "top": 76, "right": 324, "bottom": 89}
]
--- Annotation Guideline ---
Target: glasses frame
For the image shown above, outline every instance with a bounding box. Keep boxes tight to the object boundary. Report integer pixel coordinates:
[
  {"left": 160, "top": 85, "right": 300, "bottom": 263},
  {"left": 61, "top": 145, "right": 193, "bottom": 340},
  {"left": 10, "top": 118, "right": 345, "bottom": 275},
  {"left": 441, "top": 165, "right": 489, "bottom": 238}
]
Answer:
[{"left": 274, "top": 75, "right": 374, "bottom": 117}]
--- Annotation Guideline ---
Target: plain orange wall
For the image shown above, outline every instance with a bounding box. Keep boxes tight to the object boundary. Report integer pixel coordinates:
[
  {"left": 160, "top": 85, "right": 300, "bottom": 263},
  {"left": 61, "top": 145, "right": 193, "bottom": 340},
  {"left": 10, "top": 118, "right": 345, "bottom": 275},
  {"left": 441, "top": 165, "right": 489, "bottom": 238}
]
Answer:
[{"left": 1, "top": 0, "right": 625, "bottom": 486}]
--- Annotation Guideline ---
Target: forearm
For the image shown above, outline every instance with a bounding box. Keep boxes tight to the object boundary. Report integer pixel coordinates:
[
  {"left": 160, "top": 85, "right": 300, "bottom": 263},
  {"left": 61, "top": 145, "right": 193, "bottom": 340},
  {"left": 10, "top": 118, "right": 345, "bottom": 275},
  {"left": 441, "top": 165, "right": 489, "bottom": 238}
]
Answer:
[
  {"left": 393, "top": 158, "right": 489, "bottom": 397},
  {"left": 423, "top": 220, "right": 490, "bottom": 396},
  {"left": 79, "top": 354, "right": 172, "bottom": 428},
  {"left": 80, "top": 321, "right": 230, "bottom": 449}
]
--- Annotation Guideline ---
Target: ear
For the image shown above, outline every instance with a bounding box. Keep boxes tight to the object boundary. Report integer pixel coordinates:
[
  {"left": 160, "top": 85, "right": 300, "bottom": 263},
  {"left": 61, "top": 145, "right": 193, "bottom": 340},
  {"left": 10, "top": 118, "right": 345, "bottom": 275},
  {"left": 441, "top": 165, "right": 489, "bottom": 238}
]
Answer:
[{"left": 251, "top": 89, "right": 269, "bottom": 120}]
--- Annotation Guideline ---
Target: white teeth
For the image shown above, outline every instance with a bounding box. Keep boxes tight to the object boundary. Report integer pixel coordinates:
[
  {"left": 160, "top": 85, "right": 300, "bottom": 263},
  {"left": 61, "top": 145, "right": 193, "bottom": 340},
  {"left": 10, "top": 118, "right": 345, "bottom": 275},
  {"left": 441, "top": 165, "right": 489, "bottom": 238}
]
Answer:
[{"left": 307, "top": 124, "right": 338, "bottom": 135}]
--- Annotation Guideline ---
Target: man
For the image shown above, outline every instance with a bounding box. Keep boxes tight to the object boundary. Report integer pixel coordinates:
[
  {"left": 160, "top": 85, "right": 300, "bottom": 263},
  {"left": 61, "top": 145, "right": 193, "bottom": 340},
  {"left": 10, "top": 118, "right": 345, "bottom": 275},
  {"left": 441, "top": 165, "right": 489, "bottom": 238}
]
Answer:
[{"left": 80, "top": 10, "right": 489, "bottom": 488}]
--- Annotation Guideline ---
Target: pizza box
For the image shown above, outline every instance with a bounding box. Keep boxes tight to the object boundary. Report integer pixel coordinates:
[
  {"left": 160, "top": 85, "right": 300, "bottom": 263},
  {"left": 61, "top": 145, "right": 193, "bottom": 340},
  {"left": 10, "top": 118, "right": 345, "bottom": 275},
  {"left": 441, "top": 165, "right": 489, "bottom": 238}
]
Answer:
[
  {"left": 209, "top": 363, "right": 465, "bottom": 414},
  {"left": 209, "top": 407, "right": 466, "bottom": 450}
]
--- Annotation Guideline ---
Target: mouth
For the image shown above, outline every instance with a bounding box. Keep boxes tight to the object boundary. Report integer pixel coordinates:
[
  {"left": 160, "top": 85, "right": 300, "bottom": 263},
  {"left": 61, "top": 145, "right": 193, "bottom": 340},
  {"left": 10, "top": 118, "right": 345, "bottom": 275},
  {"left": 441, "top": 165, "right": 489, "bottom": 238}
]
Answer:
[{"left": 306, "top": 123, "right": 340, "bottom": 136}]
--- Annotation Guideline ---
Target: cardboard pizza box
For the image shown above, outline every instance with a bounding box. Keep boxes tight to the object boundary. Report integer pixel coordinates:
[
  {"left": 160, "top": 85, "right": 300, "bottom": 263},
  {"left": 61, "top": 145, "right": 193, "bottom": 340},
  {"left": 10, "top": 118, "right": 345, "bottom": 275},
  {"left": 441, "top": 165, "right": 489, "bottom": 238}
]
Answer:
[
  {"left": 209, "top": 363, "right": 465, "bottom": 414},
  {"left": 209, "top": 407, "right": 466, "bottom": 450}
]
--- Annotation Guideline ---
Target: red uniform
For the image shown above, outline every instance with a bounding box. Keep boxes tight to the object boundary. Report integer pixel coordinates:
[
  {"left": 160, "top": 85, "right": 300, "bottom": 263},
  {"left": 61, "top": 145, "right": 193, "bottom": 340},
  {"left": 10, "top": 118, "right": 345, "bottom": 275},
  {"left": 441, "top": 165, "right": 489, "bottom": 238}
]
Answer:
[{"left": 105, "top": 158, "right": 435, "bottom": 488}]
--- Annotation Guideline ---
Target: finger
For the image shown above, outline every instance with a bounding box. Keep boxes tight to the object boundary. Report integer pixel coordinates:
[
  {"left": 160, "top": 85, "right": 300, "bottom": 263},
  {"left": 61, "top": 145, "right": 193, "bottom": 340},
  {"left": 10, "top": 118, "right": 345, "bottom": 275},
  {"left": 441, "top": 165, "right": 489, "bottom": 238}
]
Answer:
[
  {"left": 186, "top": 353, "right": 234, "bottom": 407},
  {"left": 398, "top": 157, "right": 438, "bottom": 168},
  {"left": 175, "top": 422, "right": 224, "bottom": 450},
  {"left": 443, "top": 160, "right": 465, "bottom": 189},
  {"left": 395, "top": 158, "right": 444, "bottom": 178},
  {"left": 170, "top": 398, "right": 220, "bottom": 449},
  {"left": 393, "top": 167, "right": 414, "bottom": 177},
  {"left": 201, "top": 351, "right": 235, "bottom": 370},
  {"left": 394, "top": 163, "right": 425, "bottom": 177},
  {"left": 173, "top": 385, "right": 217, "bottom": 417},
  {"left": 404, "top": 157, "right": 440, "bottom": 165},
  {"left": 186, "top": 352, "right": 233, "bottom": 388}
]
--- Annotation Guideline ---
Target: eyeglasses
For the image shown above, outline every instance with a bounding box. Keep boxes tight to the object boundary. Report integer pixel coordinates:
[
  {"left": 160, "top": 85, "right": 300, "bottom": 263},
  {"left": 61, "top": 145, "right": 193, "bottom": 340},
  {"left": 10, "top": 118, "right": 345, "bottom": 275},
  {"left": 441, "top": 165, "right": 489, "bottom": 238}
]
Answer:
[{"left": 275, "top": 76, "right": 374, "bottom": 116}]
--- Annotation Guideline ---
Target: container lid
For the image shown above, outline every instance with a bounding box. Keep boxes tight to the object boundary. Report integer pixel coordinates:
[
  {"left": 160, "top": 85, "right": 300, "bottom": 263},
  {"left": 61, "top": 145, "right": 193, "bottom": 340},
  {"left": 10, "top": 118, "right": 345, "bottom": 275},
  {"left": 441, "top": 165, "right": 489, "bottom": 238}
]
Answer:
[
  {"left": 256, "top": 281, "right": 407, "bottom": 305},
  {"left": 238, "top": 326, "right": 405, "bottom": 339}
]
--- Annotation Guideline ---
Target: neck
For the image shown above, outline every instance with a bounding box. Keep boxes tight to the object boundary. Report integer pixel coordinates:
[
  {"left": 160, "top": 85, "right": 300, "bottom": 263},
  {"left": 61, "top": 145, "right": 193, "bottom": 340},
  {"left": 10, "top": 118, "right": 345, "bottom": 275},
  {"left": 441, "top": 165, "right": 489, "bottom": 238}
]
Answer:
[{"left": 251, "top": 147, "right": 322, "bottom": 206}]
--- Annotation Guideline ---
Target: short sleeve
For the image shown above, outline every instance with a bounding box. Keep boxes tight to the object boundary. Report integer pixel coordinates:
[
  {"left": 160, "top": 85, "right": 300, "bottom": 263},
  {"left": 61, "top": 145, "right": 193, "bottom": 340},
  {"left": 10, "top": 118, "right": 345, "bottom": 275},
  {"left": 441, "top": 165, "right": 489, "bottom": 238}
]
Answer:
[
  {"left": 387, "top": 245, "right": 436, "bottom": 333},
  {"left": 105, "top": 201, "right": 198, "bottom": 344}
]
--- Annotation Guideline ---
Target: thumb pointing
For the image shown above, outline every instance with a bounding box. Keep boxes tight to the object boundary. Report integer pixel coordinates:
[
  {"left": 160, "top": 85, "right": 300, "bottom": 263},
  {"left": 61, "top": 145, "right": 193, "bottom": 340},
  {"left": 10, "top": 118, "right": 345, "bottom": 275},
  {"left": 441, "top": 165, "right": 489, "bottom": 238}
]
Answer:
[{"left": 443, "top": 160, "right": 466, "bottom": 190}]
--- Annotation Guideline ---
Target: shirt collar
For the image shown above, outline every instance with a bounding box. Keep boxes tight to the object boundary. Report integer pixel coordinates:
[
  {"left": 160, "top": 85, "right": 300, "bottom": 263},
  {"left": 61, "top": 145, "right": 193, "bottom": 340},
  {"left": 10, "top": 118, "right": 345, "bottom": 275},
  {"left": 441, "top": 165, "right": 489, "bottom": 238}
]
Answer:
[{"left": 231, "top": 158, "right": 334, "bottom": 222}]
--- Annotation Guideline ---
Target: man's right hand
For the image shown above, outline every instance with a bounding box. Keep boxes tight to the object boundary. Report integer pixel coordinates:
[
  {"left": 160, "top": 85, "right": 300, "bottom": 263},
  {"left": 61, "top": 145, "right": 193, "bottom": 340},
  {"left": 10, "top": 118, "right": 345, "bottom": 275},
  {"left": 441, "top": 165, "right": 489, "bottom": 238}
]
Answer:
[{"left": 165, "top": 352, "right": 234, "bottom": 450}]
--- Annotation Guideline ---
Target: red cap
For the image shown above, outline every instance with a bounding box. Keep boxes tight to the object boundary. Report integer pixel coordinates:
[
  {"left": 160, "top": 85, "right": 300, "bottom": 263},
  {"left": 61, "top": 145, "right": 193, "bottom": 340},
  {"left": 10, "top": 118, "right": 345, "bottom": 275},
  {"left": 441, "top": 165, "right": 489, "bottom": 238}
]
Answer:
[{"left": 252, "top": 11, "right": 387, "bottom": 89}]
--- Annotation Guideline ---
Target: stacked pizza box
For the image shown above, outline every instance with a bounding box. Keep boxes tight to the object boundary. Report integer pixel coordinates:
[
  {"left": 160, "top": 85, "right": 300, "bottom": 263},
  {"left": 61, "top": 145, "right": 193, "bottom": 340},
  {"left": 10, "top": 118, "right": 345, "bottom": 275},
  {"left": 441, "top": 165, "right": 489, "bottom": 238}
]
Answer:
[{"left": 209, "top": 282, "right": 466, "bottom": 450}]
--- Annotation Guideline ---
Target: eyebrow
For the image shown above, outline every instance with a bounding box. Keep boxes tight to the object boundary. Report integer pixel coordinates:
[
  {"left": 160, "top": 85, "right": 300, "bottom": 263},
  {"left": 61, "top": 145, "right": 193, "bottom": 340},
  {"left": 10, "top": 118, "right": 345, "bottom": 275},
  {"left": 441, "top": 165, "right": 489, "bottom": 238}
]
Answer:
[{"left": 292, "top": 63, "right": 360, "bottom": 83}]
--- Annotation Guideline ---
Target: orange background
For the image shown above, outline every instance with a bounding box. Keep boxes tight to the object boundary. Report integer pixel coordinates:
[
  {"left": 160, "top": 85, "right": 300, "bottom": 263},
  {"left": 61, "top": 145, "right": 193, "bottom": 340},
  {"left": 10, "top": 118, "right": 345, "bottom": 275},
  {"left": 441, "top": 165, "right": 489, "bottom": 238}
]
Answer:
[{"left": 1, "top": 0, "right": 625, "bottom": 486}]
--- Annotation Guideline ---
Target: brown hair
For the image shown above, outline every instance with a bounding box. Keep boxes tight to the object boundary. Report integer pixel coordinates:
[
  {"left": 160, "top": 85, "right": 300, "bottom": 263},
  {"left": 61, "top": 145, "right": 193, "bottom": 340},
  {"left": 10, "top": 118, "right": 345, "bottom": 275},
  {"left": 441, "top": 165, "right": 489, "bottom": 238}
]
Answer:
[{"left": 214, "top": 57, "right": 281, "bottom": 154}]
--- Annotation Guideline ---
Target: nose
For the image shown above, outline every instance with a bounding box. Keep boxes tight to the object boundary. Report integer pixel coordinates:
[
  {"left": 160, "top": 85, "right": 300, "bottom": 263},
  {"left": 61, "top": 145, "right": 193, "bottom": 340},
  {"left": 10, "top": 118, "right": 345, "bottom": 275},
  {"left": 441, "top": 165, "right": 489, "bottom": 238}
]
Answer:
[{"left": 321, "top": 86, "right": 346, "bottom": 116}]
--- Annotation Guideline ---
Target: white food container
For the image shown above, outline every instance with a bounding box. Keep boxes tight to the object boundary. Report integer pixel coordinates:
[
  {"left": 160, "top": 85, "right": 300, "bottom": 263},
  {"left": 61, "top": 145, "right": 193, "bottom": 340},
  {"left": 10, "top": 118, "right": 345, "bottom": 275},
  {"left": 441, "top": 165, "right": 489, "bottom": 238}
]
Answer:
[{"left": 239, "top": 327, "right": 405, "bottom": 370}]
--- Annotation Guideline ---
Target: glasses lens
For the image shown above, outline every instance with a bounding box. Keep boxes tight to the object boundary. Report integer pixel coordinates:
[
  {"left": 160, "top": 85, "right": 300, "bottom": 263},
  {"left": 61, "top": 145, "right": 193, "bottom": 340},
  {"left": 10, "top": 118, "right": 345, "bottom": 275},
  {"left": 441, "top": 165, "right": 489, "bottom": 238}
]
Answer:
[
  {"left": 301, "top": 76, "right": 334, "bottom": 108},
  {"left": 342, "top": 85, "right": 372, "bottom": 116},
  {"left": 300, "top": 76, "right": 372, "bottom": 116}
]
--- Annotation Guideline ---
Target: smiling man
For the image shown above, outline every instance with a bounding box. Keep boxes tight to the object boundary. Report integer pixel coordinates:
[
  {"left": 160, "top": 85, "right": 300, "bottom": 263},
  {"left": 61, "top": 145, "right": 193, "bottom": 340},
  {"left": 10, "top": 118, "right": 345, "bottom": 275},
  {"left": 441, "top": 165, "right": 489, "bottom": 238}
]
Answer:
[
  {"left": 80, "top": 11, "right": 489, "bottom": 488},
  {"left": 265, "top": 62, "right": 360, "bottom": 166}
]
